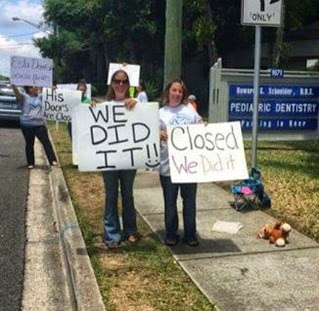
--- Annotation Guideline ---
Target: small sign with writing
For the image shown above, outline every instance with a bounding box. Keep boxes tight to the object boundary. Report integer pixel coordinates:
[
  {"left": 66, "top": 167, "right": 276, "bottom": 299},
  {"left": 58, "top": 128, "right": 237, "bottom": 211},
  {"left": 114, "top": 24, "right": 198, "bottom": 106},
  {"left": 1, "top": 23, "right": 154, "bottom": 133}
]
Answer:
[
  {"left": 57, "top": 83, "right": 92, "bottom": 100},
  {"left": 74, "top": 102, "right": 160, "bottom": 171},
  {"left": 42, "top": 88, "right": 82, "bottom": 122},
  {"left": 270, "top": 68, "right": 284, "bottom": 78},
  {"left": 10, "top": 55, "right": 53, "bottom": 87},
  {"left": 168, "top": 122, "right": 249, "bottom": 183}
]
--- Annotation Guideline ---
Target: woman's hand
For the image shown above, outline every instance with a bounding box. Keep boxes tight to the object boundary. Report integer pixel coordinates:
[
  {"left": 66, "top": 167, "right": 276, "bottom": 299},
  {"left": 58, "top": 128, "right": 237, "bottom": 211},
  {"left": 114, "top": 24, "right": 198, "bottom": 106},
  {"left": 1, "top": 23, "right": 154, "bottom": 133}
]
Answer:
[
  {"left": 160, "top": 130, "right": 168, "bottom": 141},
  {"left": 90, "top": 98, "right": 98, "bottom": 107},
  {"left": 124, "top": 98, "right": 137, "bottom": 110},
  {"left": 198, "top": 118, "right": 208, "bottom": 126}
]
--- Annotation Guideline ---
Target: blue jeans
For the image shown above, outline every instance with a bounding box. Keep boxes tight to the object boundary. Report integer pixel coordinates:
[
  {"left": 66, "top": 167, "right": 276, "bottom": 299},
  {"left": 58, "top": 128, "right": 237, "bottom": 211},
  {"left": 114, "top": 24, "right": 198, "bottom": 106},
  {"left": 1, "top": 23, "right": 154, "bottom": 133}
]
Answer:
[
  {"left": 160, "top": 175, "right": 197, "bottom": 242},
  {"left": 102, "top": 170, "right": 137, "bottom": 244}
]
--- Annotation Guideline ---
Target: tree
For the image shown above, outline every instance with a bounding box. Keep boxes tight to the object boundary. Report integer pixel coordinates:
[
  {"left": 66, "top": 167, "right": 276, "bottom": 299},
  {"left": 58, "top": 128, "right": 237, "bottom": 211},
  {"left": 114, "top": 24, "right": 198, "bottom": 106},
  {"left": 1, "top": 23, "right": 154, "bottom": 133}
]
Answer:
[
  {"left": 272, "top": 0, "right": 319, "bottom": 67},
  {"left": 164, "top": 0, "right": 182, "bottom": 86},
  {"left": 37, "top": 0, "right": 166, "bottom": 90},
  {"left": 36, "top": 0, "right": 319, "bottom": 97},
  {"left": 183, "top": 0, "right": 217, "bottom": 67}
]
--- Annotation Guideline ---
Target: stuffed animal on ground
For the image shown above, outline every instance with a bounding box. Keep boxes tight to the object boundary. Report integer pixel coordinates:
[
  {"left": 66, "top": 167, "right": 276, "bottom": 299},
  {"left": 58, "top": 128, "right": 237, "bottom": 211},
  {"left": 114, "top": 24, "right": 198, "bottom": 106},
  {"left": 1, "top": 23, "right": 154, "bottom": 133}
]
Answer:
[{"left": 257, "top": 221, "right": 291, "bottom": 247}]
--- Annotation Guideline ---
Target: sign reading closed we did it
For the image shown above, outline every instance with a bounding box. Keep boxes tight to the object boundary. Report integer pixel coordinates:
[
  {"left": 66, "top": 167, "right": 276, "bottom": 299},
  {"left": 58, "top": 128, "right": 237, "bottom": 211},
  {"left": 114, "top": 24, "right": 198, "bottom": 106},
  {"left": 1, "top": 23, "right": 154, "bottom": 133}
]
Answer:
[{"left": 168, "top": 121, "right": 249, "bottom": 183}]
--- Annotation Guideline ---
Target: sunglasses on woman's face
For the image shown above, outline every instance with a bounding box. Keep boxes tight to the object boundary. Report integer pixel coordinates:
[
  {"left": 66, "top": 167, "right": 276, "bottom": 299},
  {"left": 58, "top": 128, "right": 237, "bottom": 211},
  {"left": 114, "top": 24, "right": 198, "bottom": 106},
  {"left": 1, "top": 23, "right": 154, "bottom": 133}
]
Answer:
[{"left": 112, "top": 79, "right": 129, "bottom": 85}]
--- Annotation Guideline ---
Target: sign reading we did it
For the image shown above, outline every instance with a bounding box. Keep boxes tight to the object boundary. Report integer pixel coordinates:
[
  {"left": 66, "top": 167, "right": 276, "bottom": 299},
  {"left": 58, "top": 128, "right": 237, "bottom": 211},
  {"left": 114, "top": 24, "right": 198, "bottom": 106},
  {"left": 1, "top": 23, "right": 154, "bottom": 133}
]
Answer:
[
  {"left": 73, "top": 102, "right": 160, "bottom": 171},
  {"left": 168, "top": 122, "right": 248, "bottom": 183}
]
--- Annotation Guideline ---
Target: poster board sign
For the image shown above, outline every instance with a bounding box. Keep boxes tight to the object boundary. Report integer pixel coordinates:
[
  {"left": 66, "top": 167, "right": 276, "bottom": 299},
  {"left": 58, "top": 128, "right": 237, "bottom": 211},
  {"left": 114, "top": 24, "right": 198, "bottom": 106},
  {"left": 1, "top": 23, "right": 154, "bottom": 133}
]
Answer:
[
  {"left": 107, "top": 63, "right": 140, "bottom": 87},
  {"left": 42, "top": 88, "right": 81, "bottom": 122},
  {"left": 57, "top": 83, "right": 92, "bottom": 100},
  {"left": 73, "top": 102, "right": 159, "bottom": 171},
  {"left": 168, "top": 122, "right": 249, "bottom": 183},
  {"left": 10, "top": 56, "right": 53, "bottom": 87},
  {"left": 72, "top": 111, "right": 80, "bottom": 165}
]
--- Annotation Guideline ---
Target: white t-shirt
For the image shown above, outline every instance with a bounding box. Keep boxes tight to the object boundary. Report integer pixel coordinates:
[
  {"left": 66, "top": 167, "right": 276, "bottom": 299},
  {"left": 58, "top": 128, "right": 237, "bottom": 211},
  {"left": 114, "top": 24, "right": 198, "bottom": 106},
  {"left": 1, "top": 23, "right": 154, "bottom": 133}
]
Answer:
[
  {"left": 136, "top": 91, "right": 148, "bottom": 103},
  {"left": 159, "top": 103, "right": 202, "bottom": 176},
  {"left": 20, "top": 93, "right": 44, "bottom": 127}
]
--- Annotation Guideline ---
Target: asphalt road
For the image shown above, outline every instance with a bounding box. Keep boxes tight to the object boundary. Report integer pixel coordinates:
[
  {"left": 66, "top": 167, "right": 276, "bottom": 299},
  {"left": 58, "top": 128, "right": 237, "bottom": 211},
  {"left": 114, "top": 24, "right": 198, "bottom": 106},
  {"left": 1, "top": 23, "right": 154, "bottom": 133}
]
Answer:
[{"left": 0, "top": 121, "right": 28, "bottom": 311}]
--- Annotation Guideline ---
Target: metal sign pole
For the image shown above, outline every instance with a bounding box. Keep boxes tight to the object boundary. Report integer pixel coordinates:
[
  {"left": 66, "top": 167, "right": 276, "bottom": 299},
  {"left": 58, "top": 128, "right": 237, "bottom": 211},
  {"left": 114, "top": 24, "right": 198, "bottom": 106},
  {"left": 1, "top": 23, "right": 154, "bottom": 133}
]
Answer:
[
  {"left": 241, "top": 0, "right": 283, "bottom": 168},
  {"left": 251, "top": 25, "right": 261, "bottom": 168}
]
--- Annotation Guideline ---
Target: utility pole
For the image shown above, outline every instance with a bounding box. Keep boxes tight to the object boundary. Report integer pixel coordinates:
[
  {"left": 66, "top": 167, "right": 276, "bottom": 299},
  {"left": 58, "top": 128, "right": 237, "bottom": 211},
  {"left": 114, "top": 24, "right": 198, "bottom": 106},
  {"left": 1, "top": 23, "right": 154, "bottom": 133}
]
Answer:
[{"left": 163, "top": 0, "right": 182, "bottom": 87}]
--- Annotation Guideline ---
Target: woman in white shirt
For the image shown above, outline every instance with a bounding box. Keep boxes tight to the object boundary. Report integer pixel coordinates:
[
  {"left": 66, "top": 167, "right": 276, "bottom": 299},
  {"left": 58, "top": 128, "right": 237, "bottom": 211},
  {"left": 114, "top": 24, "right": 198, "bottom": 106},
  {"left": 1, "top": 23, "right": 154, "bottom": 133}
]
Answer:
[{"left": 159, "top": 79, "right": 203, "bottom": 247}]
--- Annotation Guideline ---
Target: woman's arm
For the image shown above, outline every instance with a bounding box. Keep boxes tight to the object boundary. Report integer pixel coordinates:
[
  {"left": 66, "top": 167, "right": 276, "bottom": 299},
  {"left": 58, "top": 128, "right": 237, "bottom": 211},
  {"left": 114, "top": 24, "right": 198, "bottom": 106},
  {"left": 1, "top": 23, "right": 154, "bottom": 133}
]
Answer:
[{"left": 11, "top": 85, "right": 24, "bottom": 105}]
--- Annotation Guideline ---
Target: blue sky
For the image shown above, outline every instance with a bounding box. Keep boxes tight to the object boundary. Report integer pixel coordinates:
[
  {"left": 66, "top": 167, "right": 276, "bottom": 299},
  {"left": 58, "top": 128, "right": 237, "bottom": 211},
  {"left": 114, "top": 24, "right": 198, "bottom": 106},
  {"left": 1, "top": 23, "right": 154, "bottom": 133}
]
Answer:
[{"left": 0, "top": 0, "right": 49, "bottom": 77}]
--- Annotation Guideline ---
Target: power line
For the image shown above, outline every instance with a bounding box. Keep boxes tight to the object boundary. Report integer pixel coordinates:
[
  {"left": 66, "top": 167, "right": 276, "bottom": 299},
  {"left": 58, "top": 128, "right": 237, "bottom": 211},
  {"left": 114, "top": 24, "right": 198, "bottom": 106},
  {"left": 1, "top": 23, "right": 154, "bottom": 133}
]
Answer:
[
  {"left": 0, "top": 43, "right": 35, "bottom": 50},
  {"left": 6, "top": 32, "right": 38, "bottom": 38}
]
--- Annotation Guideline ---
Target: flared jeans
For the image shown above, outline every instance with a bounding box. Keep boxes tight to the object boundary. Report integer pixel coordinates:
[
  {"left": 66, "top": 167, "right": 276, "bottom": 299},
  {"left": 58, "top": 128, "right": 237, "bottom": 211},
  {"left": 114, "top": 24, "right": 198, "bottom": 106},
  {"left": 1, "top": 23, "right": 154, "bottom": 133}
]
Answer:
[{"left": 102, "top": 169, "right": 137, "bottom": 244}]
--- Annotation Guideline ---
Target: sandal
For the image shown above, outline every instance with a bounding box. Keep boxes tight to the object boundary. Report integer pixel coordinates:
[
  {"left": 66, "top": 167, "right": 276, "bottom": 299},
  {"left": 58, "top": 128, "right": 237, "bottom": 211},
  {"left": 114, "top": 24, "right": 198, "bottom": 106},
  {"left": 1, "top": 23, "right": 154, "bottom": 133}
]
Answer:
[
  {"left": 127, "top": 235, "right": 139, "bottom": 244},
  {"left": 107, "top": 242, "right": 121, "bottom": 249}
]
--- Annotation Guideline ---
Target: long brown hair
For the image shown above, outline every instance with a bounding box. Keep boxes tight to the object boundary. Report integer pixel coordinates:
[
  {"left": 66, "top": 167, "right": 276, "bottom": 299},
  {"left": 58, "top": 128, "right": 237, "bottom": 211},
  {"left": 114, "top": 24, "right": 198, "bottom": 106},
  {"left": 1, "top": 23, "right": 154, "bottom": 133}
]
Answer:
[
  {"left": 162, "top": 78, "right": 189, "bottom": 105},
  {"left": 106, "top": 69, "right": 130, "bottom": 100}
]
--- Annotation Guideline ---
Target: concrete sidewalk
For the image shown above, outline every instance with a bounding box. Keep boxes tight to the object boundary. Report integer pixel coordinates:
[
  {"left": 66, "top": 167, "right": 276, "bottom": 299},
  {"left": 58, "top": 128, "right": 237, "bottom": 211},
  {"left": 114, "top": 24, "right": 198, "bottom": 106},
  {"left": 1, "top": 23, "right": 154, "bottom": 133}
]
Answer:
[
  {"left": 22, "top": 141, "right": 105, "bottom": 311},
  {"left": 134, "top": 170, "right": 319, "bottom": 311},
  {"left": 25, "top": 139, "right": 319, "bottom": 310}
]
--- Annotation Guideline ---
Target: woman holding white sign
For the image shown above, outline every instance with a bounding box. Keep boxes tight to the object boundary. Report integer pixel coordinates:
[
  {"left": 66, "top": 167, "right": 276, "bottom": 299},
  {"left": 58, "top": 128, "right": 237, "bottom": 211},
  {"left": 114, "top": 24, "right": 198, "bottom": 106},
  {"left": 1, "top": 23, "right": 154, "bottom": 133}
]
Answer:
[
  {"left": 11, "top": 84, "right": 58, "bottom": 169},
  {"left": 99, "top": 69, "right": 139, "bottom": 249},
  {"left": 159, "top": 79, "right": 203, "bottom": 247}
]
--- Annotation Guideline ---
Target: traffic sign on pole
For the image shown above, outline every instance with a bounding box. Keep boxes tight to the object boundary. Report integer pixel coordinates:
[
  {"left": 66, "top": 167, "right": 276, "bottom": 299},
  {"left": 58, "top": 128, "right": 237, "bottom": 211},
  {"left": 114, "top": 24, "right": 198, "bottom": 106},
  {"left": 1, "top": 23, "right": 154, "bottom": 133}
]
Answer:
[{"left": 241, "top": 0, "right": 283, "bottom": 27}]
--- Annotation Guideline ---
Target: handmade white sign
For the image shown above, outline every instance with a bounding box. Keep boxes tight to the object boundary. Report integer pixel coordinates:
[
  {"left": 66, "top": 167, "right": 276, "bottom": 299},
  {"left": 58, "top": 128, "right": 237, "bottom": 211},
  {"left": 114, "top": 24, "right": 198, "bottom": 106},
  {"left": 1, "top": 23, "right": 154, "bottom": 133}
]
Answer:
[
  {"left": 57, "top": 83, "right": 92, "bottom": 100},
  {"left": 42, "top": 88, "right": 82, "bottom": 122},
  {"left": 10, "top": 56, "right": 53, "bottom": 87},
  {"left": 168, "top": 122, "right": 249, "bottom": 183},
  {"left": 74, "top": 102, "right": 160, "bottom": 171},
  {"left": 107, "top": 63, "right": 140, "bottom": 87}
]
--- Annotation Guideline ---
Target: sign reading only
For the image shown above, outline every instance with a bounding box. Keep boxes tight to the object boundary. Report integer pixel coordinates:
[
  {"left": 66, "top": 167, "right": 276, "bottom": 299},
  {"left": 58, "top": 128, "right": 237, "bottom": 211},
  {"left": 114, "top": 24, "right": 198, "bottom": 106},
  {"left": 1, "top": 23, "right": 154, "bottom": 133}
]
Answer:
[{"left": 241, "top": 0, "right": 283, "bottom": 27}]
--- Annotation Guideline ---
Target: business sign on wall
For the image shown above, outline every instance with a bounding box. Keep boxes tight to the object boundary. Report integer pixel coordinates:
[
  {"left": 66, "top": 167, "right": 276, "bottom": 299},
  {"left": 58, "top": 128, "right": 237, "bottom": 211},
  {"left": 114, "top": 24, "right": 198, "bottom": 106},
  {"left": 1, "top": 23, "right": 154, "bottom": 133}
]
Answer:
[{"left": 228, "top": 84, "right": 319, "bottom": 131}]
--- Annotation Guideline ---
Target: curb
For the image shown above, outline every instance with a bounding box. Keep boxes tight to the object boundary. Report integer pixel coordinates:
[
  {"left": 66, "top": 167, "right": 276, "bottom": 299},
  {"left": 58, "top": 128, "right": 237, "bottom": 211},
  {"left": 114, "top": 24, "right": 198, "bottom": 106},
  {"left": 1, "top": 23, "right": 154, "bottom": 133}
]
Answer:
[
  {"left": 23, "top": 137, "right": 106, "bottom": 311},
  {"left": 49, "top": 154, "right": 106, "bottom": 310}
]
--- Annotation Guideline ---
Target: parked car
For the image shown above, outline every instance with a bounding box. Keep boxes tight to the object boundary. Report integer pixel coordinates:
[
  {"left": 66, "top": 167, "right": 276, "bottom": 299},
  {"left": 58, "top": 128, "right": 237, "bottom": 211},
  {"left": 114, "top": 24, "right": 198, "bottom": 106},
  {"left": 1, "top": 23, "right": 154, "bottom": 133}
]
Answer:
[{"left": 0, "top": 81, "right": 22, "bottom": 121}]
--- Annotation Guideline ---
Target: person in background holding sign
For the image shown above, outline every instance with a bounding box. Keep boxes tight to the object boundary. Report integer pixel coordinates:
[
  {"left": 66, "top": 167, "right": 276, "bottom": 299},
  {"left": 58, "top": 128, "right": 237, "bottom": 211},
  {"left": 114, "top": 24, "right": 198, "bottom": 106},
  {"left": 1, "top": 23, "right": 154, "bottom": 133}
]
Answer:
[
  {"left": 11, "top": 84, "right": 58, "bottom": 169},
  {"left": 159, "top": 79, "right": 203, "bottom": 247},
  {"left": 97, "top": 69, "right": 139, "bottom": 249},
  {"left": 68, "top": 79, "right": 90, "bottom": 139},
  {"left": 136, "top": 80, "right": 148, "bottom": 103}
]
